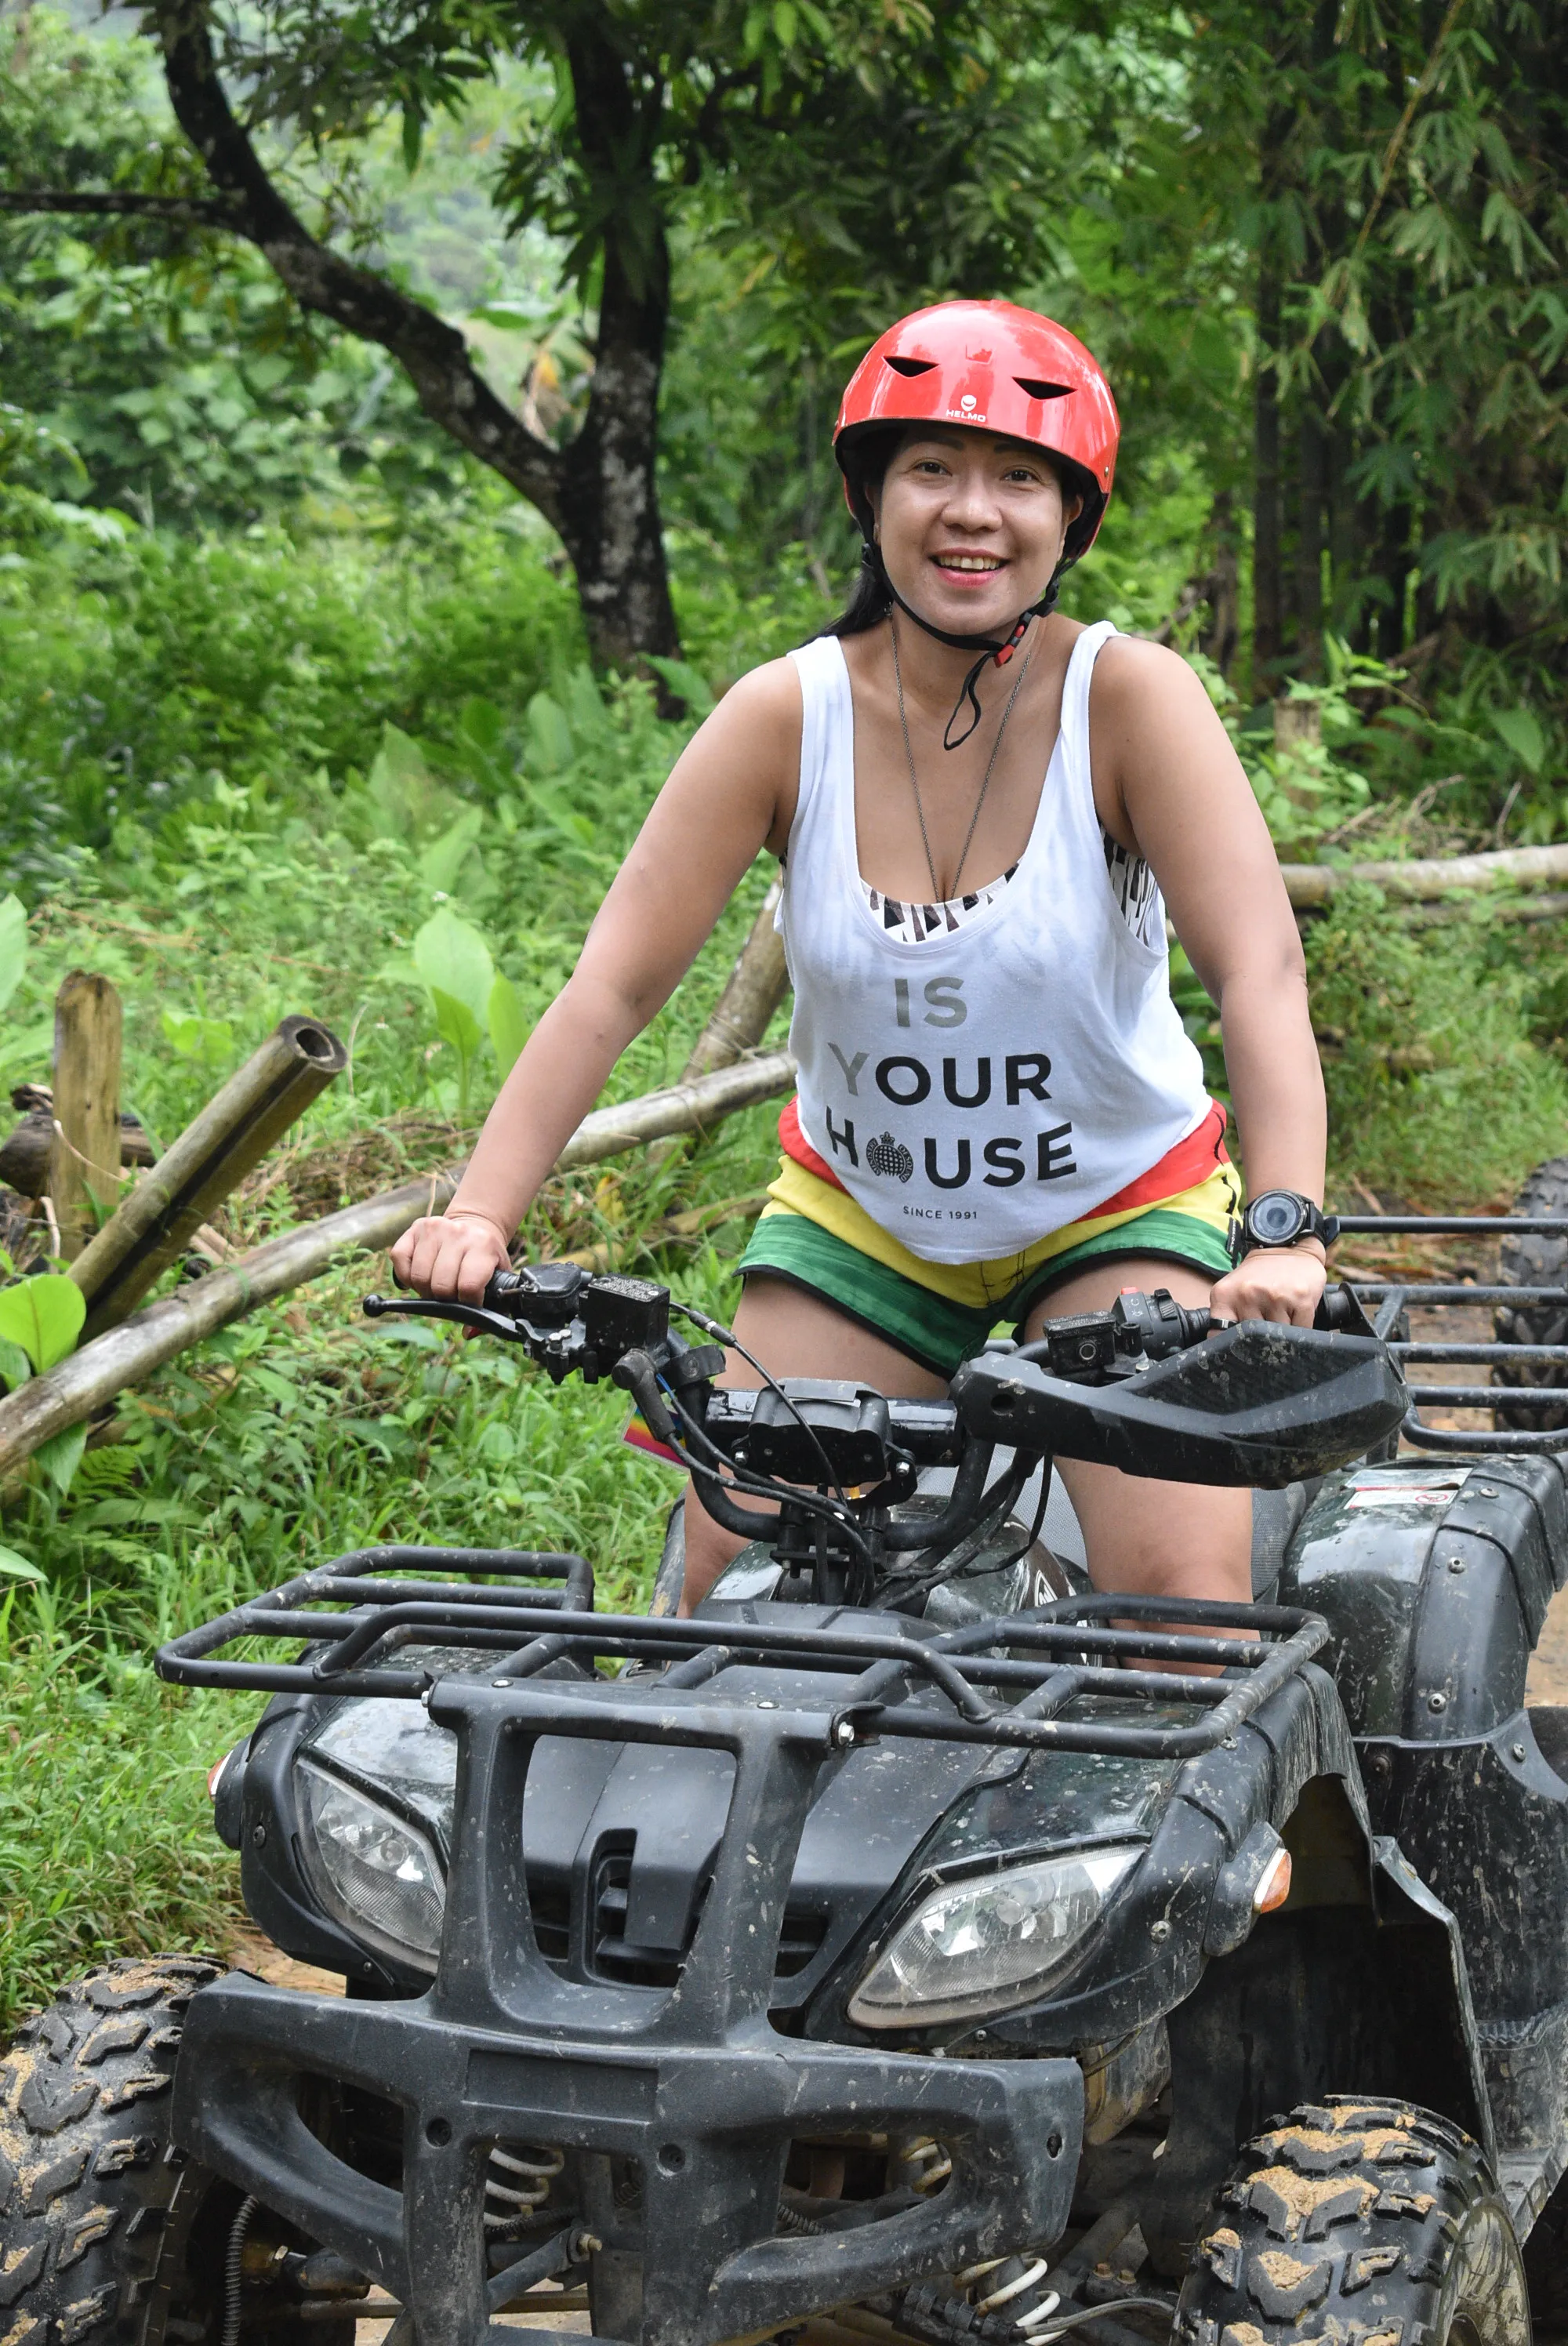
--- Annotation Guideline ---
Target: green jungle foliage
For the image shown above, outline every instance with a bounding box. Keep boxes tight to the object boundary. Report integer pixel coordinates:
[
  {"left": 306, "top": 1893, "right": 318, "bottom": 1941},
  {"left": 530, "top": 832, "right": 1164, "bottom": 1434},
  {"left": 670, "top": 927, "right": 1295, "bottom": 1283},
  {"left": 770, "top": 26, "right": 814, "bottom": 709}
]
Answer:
[{"left": 0, "top": 1, "right": 1566, "bottom": 2023}]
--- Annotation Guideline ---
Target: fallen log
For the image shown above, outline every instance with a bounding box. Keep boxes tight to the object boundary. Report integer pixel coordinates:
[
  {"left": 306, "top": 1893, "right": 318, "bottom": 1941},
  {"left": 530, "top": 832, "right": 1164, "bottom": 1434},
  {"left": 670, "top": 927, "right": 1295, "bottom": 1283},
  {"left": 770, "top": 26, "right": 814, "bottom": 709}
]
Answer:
[
  {"left": 0, "top": 1048, "right": 797, "bottom": 1481},
  {"left": 1281, "top": 841, "right": 1568, "bottom": 907},
  {"left": 1407, "top": 888, "right": 1568, "bottom": 931}
]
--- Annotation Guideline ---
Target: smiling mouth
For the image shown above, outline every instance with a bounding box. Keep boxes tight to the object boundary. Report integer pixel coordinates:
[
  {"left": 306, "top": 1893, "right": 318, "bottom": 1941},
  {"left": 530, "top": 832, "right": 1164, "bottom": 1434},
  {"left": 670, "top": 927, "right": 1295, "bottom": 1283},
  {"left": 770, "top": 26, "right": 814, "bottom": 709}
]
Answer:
[{"left": 932, "top": 554, "right": 1005, "bottom": 575}]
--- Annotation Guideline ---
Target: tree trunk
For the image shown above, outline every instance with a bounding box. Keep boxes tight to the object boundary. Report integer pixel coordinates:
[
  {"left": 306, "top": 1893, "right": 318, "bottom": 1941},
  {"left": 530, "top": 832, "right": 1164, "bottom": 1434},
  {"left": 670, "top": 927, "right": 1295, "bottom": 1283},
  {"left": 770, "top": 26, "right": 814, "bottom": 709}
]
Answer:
[
  {"left": 1196, "top": 487, "right": 1240, "bottom": 676},
  {"left": 553, "top": 247, "right": 680, "bottom": 668},
  {"left": 1296, "top": 383, "right": 1327, "bottom": 677},
  {"left": 147, "top": 0, "right": 681, "bottom": 670}
]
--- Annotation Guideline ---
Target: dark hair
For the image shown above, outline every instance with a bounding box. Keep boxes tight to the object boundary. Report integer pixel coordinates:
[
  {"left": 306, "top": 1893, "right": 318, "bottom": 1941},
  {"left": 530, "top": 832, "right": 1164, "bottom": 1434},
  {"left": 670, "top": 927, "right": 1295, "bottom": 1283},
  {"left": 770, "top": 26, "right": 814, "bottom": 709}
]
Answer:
[{"left": 821, "top": 427, "right": 901, "bottom": 639}]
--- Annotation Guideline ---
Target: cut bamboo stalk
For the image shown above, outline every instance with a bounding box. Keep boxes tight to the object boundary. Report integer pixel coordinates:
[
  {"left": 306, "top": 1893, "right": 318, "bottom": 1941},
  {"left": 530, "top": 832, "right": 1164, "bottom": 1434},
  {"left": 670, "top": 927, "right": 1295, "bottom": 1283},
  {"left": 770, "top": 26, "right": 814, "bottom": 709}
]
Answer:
[
  {"left": 0, "top": 1047, "right": 797, "bottom": 1480},
  {"left": 0, "top": 1175, "right": 455, "bottom": 1481},
  {"left": 71, "top": 1015, "right": 349, "bottom": 1339},
  {"left": 1281, "top": 841, "right": 1568, "bottom": 906},
  {"left": 50, "top": 972, "right": 124, "bottom": 1261}
]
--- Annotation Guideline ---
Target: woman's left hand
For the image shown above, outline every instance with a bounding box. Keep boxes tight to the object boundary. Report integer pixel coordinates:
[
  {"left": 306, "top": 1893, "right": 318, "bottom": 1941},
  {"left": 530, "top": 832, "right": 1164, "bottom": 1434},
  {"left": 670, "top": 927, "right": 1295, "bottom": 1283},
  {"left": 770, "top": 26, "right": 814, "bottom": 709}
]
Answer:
[{"left": 1209, "top": 1245, "right": 1326, "bottom": 1331}]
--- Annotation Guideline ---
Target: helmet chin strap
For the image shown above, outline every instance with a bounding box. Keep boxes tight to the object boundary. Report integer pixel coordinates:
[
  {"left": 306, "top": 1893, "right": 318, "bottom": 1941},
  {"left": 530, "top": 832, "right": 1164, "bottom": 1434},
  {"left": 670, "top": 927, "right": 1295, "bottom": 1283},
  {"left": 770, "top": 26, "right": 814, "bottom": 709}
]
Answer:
[{"left": 863, "top": 545, "right": 1062, "bottom": 749}]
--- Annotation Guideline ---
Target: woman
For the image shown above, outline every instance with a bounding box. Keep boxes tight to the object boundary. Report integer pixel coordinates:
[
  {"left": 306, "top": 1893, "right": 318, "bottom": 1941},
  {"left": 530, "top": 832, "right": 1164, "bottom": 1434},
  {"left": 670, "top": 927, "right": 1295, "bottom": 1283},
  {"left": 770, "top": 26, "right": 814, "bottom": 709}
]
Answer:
[{"left": 392, "top": 300, "right": 1329, "bottom": 1616}]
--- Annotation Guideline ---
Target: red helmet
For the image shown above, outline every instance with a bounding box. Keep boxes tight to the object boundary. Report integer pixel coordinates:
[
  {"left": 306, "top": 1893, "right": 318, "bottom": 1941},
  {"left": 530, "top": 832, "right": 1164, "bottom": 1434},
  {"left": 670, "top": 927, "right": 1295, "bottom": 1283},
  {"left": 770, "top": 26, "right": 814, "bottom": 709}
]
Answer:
[{"left": 834, "top": 299, "right": 1119, "bottom": 566}]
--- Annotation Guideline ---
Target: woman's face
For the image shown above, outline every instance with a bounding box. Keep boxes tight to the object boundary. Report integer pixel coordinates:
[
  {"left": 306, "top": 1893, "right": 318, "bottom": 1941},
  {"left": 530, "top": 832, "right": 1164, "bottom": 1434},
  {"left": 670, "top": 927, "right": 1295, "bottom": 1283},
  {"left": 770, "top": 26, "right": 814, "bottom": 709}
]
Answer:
[{"left": 870, "top": 427, "right": 1082, "bottom": 637}]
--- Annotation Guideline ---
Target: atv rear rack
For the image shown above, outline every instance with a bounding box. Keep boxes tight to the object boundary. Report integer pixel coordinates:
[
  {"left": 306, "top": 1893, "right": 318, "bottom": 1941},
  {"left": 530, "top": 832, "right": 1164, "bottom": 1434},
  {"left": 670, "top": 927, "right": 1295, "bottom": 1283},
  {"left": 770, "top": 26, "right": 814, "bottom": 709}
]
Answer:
[
  {"left": 1338, "top": 1210, "right": 1568, "bottom": 1453},
  {"left": 156, "top": 1550, "right": 1329, "bottom": 1760}
]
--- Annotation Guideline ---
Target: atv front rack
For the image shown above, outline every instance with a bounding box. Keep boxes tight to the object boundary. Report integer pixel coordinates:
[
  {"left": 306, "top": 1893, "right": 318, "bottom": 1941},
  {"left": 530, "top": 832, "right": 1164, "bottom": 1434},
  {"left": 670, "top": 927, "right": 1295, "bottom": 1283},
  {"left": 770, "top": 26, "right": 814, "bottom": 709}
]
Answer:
[
  {"left": 1338, "top": 1210, "right": 1568, "bottom": 1453},
  {"left": 157, "top": 1549, "right": 1330, "bottom": 1760}
]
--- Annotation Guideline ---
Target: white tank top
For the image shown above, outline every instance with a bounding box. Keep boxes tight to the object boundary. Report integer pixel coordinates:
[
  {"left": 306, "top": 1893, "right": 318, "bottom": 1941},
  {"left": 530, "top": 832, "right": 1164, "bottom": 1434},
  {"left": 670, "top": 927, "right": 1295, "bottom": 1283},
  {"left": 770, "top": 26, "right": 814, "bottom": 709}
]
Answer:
[{"left": 779, "top": 620, "right": 1211, "bottom": 1264}]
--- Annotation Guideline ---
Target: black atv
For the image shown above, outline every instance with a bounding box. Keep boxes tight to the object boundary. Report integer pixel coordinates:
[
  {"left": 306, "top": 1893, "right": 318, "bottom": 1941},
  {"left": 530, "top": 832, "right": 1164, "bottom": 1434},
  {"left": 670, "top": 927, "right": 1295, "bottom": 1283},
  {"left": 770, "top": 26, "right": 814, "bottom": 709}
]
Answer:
[{"left": 5, "top": 1200, "right": 1568, "bottom": 2346}]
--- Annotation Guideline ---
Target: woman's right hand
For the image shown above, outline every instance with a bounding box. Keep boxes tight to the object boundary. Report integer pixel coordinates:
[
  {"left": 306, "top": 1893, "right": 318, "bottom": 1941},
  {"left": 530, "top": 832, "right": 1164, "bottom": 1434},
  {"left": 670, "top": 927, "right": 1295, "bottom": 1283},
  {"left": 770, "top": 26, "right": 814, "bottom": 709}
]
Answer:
[{"left": 390, "top": 1209, "right": 513, "bottom": 1303}]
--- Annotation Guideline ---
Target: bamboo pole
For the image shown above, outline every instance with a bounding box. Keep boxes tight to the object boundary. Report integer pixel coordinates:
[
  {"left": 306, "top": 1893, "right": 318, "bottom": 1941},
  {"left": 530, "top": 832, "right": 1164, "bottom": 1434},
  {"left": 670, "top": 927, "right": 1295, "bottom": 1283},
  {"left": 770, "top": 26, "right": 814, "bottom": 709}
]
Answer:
[
  {"left": 0, "top": 1048, "right": 797, "bottom": 1480},
  {"left": 71, "top": 1015, "right": 348, "bottom": 1338},
  {"left": 0, "top": 1178, "right": 452, "bottom": 1481},
  {"left": 50, "top": 973, "right": 124, "bottom": 1261},
  {"left": 555, "top": 1048, "right": 796, "bottom": 1171},
  {"left": 1281, "top": 841, "right": 1568, "bottom": 907}
]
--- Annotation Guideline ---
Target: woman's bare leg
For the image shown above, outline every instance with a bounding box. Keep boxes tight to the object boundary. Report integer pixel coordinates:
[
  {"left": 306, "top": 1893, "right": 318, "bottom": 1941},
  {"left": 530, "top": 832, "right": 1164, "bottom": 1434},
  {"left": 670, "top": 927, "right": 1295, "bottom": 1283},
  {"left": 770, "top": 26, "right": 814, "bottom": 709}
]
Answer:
[
  {"left": 1019, "top": 1255, "right": 1253, "bottom": 1612},
  {"left": 679, "top": 1276, "right": 946, "bottom": 1614}
]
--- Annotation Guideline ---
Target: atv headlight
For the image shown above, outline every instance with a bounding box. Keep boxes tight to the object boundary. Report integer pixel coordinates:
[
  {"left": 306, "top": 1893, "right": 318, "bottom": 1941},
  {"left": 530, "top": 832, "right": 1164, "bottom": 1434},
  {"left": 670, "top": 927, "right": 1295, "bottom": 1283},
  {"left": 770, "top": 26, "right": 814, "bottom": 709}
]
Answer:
[
  {"left": 848, "top": 1846, "right": 1142, "bottom": 2028},
  {"left": 296, "top": 1756, "right": 446, "bottom": 1974}
]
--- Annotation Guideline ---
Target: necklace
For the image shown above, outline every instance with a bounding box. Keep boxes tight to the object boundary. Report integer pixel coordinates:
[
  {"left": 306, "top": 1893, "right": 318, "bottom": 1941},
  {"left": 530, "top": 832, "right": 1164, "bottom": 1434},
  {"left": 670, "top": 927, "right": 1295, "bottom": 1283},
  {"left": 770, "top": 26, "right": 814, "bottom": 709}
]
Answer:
[{"left": 891, "top": 611, "right": 1039, "bottom": 903}]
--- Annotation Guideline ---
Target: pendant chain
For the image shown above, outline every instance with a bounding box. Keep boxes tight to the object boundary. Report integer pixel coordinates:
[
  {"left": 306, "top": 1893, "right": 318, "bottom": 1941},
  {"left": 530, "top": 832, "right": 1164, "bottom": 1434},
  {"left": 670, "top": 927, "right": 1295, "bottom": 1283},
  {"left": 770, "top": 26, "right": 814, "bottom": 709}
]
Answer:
[{"left": 891, "top": 611, "right": 1038, "bottom": 904}]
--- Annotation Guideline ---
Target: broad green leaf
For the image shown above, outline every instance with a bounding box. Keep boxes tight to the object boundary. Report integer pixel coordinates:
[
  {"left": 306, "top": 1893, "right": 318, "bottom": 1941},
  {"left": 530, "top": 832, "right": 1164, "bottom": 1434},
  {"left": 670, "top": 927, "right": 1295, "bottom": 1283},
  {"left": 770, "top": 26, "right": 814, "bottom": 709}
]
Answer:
[
  {"left": 488, "top": 974, "right": 529, "bottom": 1079},
  {"left": 0, "top": 1542, "right": 43, "bottom": 1582},
  {"left": 413, "top": 908, "right": 494, "bottom": 1029},
  {"left": 525, "top": 692, "right": 574, "bottom": 775},
  {"left": 366, "top": 722, "right": 443, "bottom": 840},
  {"left": 0, "top": 1275, "right": 85, "bottom": 1373},
  {"left": 459, "top": 698, "right": 506, "bottom": 753},
  {"left": 419, "top": 806, "right": 485, "bottom": 896},
  {"left": 644, "top": 656, "right": 716, "bottom": 720},
  {"left": 0, "top": 893, "right": 26, "bottom": 1017},
  {"left": 0, "top": 1337, "right": 31, "bottom": 1392},
  {"left": 430, "top": 986, "right": 482, "bottom": 1060},
  {"left": 1490, "top": 706, "right": 1547, "bottom": 776},
  {"left": 35, "top": 1422, "right": 87, "bottom": 1497}
]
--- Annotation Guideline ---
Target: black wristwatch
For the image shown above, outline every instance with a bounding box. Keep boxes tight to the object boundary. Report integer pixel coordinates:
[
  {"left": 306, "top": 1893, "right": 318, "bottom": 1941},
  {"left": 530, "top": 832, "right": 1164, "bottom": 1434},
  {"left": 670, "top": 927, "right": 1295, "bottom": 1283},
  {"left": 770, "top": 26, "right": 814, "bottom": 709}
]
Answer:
[{"left": 1233, "top": 1189, "right": 1339, "bottom": 1262}]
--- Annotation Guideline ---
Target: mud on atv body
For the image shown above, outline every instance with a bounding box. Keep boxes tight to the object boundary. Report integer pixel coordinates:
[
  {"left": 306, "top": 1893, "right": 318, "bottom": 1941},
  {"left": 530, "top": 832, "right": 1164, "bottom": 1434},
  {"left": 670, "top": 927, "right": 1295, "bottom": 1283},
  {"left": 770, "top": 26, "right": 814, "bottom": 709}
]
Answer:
[{"left": 8, "top": 1225, "right": 1568, "bottom": 2346}]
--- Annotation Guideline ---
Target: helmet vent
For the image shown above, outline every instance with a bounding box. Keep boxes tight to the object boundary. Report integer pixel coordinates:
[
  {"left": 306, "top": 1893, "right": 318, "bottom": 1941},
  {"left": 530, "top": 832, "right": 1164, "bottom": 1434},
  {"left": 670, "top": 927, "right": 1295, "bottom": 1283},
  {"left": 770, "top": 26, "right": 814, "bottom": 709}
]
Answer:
[
  {"left": 884, "top": 355, "right": 937, "bottom": 378},
  {"left": 1015, "top": 377, "right": 1072, "bottom": 401}
]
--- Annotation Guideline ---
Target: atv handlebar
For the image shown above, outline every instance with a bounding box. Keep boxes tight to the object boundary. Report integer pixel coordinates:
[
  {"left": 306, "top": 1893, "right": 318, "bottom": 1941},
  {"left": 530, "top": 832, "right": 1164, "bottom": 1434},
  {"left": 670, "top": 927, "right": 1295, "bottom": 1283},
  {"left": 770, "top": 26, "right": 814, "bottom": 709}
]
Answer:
[{"left": 363, "top": 1268, "right": 1382, "bottom": 1488}]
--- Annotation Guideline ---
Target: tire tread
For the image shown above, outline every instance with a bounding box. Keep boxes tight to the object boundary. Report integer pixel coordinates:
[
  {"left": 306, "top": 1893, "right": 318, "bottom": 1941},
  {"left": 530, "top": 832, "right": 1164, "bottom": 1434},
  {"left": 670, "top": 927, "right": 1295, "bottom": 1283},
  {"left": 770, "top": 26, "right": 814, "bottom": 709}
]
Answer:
[{"left": 1175, "top": 2095, "right": 1530, "bottom": 2345}]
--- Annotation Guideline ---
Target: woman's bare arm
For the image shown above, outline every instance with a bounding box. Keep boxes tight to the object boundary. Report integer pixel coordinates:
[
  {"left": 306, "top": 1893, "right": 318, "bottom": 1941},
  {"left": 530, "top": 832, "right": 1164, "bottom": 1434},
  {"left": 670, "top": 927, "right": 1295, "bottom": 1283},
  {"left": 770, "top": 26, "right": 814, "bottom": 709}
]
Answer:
[
  {"left": 1091, "top": 637, "right": 1328, "bottom": 1327},
  {"left": 393, "top": 659, "right": 801, "bottom": 1301}
]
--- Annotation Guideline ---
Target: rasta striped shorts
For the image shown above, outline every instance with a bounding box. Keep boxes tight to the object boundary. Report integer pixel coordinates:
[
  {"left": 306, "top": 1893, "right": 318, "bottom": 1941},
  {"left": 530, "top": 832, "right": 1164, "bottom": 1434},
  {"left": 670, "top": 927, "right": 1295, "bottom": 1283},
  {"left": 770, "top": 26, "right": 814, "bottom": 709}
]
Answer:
[{"left": 736, "top": 1098, "right": 1242, "bottom": 1380}]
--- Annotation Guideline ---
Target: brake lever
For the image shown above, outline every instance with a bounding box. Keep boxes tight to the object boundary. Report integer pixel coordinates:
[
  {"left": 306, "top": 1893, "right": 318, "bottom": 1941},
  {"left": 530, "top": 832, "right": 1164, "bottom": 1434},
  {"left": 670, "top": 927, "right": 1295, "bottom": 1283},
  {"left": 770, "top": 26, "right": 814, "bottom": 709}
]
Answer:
[{"left": 363, "top": 1293, "right": 528, "bottom": 1343}]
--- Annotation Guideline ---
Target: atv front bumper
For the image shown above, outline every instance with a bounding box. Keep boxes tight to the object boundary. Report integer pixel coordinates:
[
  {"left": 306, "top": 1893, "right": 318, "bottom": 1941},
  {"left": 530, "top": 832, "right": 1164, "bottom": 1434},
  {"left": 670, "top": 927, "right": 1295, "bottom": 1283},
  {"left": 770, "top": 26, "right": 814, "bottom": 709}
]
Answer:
[
  {"left": 178, "top": 1676, "right": 1083, "bottom": 2346},
  {"left": 174, "top": 1970, "right": 1083, "bottom": 2346}
]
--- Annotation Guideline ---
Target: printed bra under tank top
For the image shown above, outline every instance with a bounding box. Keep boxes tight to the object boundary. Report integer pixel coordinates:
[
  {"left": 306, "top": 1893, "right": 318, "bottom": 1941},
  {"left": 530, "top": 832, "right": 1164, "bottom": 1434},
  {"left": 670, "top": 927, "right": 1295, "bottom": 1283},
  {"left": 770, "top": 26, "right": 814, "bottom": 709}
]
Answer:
[{"left": 778, "top": 619, "right": 1211, "bottom": 1264}]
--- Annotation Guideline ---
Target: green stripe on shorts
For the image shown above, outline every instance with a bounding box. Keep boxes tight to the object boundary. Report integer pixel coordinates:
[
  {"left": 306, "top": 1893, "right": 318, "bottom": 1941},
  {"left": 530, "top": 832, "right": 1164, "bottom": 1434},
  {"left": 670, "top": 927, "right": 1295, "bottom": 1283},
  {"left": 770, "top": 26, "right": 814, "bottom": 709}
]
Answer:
[{"left": 739, "top": 1206, "right": 1235, "bottom": 1382}]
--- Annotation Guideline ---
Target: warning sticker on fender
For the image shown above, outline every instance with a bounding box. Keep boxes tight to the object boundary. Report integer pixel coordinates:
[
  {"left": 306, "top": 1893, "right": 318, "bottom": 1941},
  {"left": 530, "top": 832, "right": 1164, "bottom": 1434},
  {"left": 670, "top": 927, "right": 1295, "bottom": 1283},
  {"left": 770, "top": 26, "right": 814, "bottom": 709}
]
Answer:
[{"left": 1348, "top": 1487, "right": 1458, "bottom": 1508}]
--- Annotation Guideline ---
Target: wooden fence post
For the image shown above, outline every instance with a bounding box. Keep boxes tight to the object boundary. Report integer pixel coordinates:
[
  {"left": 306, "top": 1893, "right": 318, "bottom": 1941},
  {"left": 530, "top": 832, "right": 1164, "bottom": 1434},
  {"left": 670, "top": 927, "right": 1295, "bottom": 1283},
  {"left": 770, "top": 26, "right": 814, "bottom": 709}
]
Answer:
[{"left": 49, "top": 971, "right": 124, "bottom": 1261}]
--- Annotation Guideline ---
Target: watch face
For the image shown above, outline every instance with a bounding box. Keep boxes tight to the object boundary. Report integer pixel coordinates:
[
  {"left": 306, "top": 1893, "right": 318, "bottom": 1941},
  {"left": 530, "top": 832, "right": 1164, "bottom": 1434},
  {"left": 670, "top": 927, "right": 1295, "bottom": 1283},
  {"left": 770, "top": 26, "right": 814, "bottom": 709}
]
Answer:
[{"left": 1248, "top": 1190, "right": 1306, "bottom": 1245}]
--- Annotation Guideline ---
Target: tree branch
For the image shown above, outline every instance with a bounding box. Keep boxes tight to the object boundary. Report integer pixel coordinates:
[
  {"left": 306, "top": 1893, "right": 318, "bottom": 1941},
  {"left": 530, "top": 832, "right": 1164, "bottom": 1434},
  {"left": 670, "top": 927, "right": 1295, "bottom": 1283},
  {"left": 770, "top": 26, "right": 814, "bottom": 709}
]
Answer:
[
  {"left": 147, "top": 0, "right": 565, "bottom": 528},
  {"left": 0, "top": 189, "right": 242, "bottom": 225}
]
